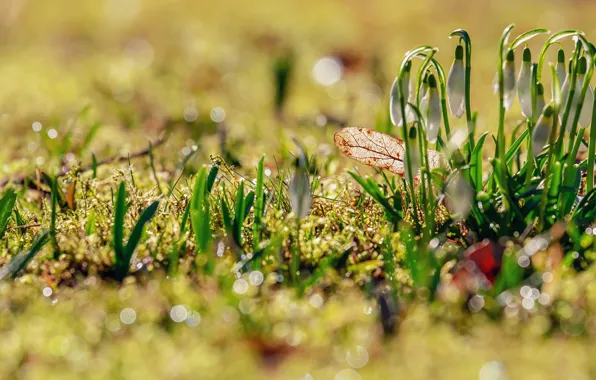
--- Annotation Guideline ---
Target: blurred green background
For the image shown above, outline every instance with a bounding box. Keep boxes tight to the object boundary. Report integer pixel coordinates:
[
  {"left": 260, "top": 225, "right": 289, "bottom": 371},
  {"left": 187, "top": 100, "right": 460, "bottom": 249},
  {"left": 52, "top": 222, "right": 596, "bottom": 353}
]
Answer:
[{"left": 2, "top": 0, "right": 596, "bottom": 164}]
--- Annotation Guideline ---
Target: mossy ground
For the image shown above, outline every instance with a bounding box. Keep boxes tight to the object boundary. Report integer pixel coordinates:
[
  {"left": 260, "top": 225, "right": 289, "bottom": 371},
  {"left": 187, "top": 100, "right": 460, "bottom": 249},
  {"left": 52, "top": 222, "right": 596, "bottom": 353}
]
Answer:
[{"left": 3, "top": 0, "right": 596, "bottom": 378}]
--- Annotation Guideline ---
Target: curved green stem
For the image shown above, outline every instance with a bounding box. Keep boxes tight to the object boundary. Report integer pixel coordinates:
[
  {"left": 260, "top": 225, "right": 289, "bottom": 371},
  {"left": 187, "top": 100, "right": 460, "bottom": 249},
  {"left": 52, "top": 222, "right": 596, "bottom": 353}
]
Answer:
[
  {"left": 588, "top": 87, "right": 596, "bottom": 192},
  {"left": 414, "top": 49, "right": 438, "bottom": 108},
  {"left": 537, "top": 30, "right": 583, "bottom": 81},
  {"left": 555, "top": 40, "right": 582, "bottom": 159},
  {"left": 566, "top": 35, "right": 594, "bottom": 162},
  {"left": 408, "top": 103, "right": 434, "bottom": 238},
  {"left": 524, "top": 64, "right": 539, "bottom": 187},
  {"left": 397, "top": 47, "right": 435, "bottom": 229}
]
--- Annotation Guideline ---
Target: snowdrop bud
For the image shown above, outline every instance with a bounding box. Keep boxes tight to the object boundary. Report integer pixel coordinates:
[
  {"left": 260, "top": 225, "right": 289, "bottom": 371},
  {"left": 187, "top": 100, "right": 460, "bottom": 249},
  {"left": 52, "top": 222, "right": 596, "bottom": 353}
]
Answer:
[
  {"left": 445, "top": 171, "right": 473, "bottom": 220},
  {"left": 532, "top": 105, "right": 553, "bottom": 157},
  {"left": 447, "top": 45, "right": 465, "bottom": 118},
  {"left": 420, "top": 71, "right": 430, "bottom": 116},
  {"left": 421, "top": 71, "right": 430, "bottom": 98},
  {"left": 517, "top": 48, "right": 532, "bottom": 118},
  {"left": 389, "top": 61, "right": 412, "bottom": 127},
  {"left": 561, "top": 63, "right": 571, "bottom": 115},
  {"left": 556, "top": 49, "right": 566, "bottom": 90},
  {"left": 504, "top": 49, "right": 516, "bottom": 110},
  {"left": 403, "top": 60, "right": 412, "bottom": 102},
  {"left": 406, "top": 124, "right": 420, "bottom": 180},
  {"left": 426, "top": 74, "right": 441, "bottom": 144},
  {"left": 389, "top": 77, "right": 403, "bottom": 126},
  {"left": 535, "top": 83, "right": 545, "bottom": 122},
  {"left": 404, "top": 62, "right": 417, "bottom": 125}
]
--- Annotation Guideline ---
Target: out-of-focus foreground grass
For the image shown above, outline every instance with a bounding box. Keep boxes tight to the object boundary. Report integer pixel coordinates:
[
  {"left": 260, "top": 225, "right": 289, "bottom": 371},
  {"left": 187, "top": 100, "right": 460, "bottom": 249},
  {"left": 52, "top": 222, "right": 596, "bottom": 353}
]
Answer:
[{"left": 2, "top": 0, "right": 596, "bottom": 379}]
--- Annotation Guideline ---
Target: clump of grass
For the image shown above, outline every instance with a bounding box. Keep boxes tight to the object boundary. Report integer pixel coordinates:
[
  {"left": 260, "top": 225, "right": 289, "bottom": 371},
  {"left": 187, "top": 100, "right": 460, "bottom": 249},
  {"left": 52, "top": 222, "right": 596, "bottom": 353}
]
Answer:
[{"left": 112, "top": 181, "right": 159, "bottom": 281}]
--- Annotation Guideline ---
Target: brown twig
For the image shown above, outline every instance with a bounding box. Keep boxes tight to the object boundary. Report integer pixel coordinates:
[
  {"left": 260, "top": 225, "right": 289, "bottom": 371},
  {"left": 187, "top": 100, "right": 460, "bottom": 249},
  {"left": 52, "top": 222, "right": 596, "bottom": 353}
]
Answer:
[
  {"left": 0, "top": 133, "right": 168, "bottom": 189},
  {"left": 7, "top": 223, "right": 41, "bottom": 230}
]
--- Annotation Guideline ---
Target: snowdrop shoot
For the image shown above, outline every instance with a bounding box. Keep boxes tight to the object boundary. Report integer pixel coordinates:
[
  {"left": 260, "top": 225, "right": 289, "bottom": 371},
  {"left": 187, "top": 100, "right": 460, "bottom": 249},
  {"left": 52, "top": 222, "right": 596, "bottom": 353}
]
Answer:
[
  {"left": 389, "top": 61, "right": 412, "bottom": 127},
  {"left": 532, "top": 105, "right": 553, "bottom": 157},
  {"left": 503, "top": 49, "right": 516, "bottom": 110},
  {"left": 535, "top": 83, "right": 546, "bottom": 121},
  {"left": 426, "top": 74, "right": 441, "bottom": 143},
  {"left": 556, "top": 49, "right": 566, "bottom": 91},
  {"left": 447, "top": 45, "right": 465, "bottom": 118},
  {"left": 517, "top": 47, "right": 532, "bottom": 118},
  {"left": 445, "top": 171, "right": 473, "bottom": 220},
  {"left": 405, "top": 124, "right": 421, "bottom": 181},
  {"left": 420, "top": 71, "right": 430, "bottom": 116}
]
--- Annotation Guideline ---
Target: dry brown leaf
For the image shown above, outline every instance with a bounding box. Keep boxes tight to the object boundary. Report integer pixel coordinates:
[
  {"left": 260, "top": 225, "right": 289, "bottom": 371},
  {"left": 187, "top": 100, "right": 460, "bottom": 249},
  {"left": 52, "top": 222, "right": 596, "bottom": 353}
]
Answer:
[
  {"left": 66, "top": 180, "right": 76, "bottom": 210},
  {"left": 334, "top": 127, "right": 446, "bottom": 176}
]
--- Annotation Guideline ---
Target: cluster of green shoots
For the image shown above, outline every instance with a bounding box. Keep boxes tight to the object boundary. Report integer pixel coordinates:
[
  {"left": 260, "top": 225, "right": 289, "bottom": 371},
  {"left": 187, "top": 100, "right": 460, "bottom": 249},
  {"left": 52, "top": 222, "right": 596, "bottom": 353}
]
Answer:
[{"left": 348, "top": 26, "right": 596, "bottom": 297}]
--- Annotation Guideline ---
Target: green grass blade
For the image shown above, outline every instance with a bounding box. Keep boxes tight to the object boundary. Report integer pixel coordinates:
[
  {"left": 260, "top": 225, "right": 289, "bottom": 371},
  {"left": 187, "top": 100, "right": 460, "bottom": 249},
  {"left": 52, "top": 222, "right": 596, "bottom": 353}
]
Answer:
[
  {"left": 243, "top": 191, "right": 255, "bottom": 221},
  {"left": 85, "top": 210, "right": 96, "bottom": 236},
  {"left": 233, "top": 181, "right": 245, "bottom": 246},
  {"left": 80, "top": 121, "right": 101, "bottom": 153},
  {"left": 221, "top": 197, "right": 232, "bottom": 233},
  {"left": 168, "top": 201, "right": 191, "bottom": 275},
  {"left": 505, "top": 129, "right": 529, "bottom": 164},
  {"left": 124, "top": 200, "right": 159, "bottom": 264},
  {"left": 470, "top": 132, "right": 488, "bottom": 191},
  {"left": 253, "top": 156, "right": 265, "bottom": 251},
  {"left": 50, "top": 176, "right": 59, "bottom": 257},
  {"left": 113, "top": 182, "right": 128, "bottom": 264},
  {"left": 0, "top": 190, "right": 17, "bottom": 240},
  {"left": 348, "top": 172, "right": 402, "bottom": 224},
  {"left": 190, "top": 167, "right": 213, "bottom": 271},
  {"left": 588, "top": 87, "right": 596, "bottom": 191},
  {"left": 206, "top": 162, "right": 219, "bottom": 193},
  {"left": 13, "top": 206, "right": 24, "bottom": 236},
  {"left": 0, "top": 231, "right": 50, "bottom": 281},
  {"left": 91, "top": 153, "right": 98, "bottom": 179}
]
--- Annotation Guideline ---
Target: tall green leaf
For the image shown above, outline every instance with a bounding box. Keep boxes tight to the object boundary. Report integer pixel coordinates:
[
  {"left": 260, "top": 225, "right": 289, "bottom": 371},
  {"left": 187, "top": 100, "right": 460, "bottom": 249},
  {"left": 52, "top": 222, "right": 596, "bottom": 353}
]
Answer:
[
  {"left": 113, "top": 182, "right": 128, "bottom": 264},
  {"left": 124, "top": 201, "right": 159, "bottom": 262},
  {"left": 0, "top": 190, "right": 17, "bottom": 240},
  {"left": 253, "top": 156, "right": 265, "bottom": 252},
  {"left": 190, "top": 167, "right": 213, "bottom": 272}
]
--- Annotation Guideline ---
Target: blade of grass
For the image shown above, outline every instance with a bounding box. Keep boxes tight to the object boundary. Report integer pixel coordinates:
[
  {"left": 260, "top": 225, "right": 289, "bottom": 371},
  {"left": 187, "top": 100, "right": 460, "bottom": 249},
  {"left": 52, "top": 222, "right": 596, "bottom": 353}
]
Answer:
[
  {"left": 123, "top": 201, "right": 159, "bottom": 264},
  {"left": 588, "top": 87, "right": 596, "bottom": 192},
  {"left": 0, "top": 190, "right": 17, "bottom": 240},
  {"left": 253, "top": 156, "right": 265, "bottom": 253},
  {"left": 113, "top": 182, "right": 128, "bottom": 265}
]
